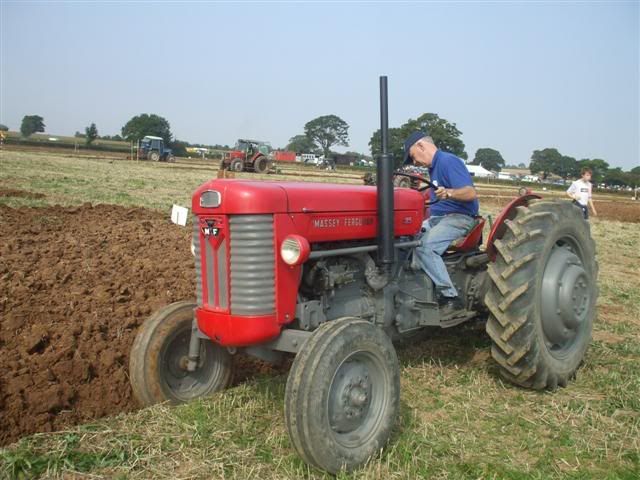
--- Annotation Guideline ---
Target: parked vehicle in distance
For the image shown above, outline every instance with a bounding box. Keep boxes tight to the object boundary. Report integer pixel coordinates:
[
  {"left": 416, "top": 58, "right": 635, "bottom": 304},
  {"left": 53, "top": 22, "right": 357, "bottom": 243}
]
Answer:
[
  {"left": 221, "top": 139, "right": 272, "bottom": 173},
  {"left": 138, "top": 136, "right": 174, "bottom": 162}
]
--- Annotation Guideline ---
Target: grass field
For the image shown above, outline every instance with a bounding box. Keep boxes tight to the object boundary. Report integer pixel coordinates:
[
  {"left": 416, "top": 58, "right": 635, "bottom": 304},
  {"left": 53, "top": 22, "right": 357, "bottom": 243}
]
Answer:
[{"left": 0, "top": 150, "right": 639, "bottom": 479}]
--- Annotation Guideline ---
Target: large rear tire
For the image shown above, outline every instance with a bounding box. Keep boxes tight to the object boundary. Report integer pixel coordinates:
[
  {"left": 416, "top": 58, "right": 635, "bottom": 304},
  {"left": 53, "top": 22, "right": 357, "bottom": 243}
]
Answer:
[
  {"left": 284, "top": 318, "right": 400, "bottom": 474},
  {"left": 148, "top": 151, "right": 160, "bottom": 162},
  {"left": 129, "top": 301, "right": 232, "bottom": 406},
  {"left": 230, "top": 158, "right": 244, "bottom": 172},
  {"left": 253, "top": 155, "right": 270, "bottom": 174},
  {"left": 485, "top": 200, "right": 598, "bottom": 390}
]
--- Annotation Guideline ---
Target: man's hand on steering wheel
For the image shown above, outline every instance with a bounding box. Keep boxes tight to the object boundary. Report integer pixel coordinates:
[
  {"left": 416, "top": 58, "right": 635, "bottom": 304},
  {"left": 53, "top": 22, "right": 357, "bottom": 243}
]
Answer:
[{"left": 393, "top": 171, "right": 440, "bottom": 205}]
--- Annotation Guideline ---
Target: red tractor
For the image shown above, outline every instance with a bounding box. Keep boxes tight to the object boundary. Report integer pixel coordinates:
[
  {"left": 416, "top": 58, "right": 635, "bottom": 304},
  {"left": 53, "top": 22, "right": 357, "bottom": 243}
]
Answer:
[
  {"left": 221, "top": 139, "right": 272, "bottom": 173},
  {"left": 130, "top": 78, "right": 597, "bottom": 474}
]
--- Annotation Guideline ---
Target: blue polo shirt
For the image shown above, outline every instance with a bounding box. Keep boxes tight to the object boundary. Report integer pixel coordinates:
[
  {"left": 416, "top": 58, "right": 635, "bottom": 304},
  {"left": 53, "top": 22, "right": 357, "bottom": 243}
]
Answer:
[{"left": 428, "top": 150, "right": 479, "bottom": 217}]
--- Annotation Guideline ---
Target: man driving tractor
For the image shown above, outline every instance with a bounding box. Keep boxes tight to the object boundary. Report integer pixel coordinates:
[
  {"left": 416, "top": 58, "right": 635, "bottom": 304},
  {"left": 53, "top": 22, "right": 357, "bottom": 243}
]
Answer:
[{"left": 403, "top": 131, "right": 479, "bottom": 310}]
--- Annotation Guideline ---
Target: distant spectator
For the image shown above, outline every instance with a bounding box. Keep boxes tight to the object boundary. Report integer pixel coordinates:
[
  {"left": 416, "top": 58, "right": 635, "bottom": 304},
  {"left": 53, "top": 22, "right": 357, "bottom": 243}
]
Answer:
[{"left": 567, "top": 167, "right": 597, "bottom": 219}]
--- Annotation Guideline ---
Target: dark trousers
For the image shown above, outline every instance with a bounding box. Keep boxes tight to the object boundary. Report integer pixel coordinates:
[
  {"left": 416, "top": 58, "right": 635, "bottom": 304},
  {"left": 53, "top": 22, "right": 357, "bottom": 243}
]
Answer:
[{"left": 573, "top": 200, "right": 589, "bottom": 219}]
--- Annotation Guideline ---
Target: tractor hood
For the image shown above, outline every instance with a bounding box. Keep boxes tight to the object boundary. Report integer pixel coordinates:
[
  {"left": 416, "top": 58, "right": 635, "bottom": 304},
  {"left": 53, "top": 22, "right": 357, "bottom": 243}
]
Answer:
[{"left": 191, "top": 179, "right": 424, "bottom": 215}]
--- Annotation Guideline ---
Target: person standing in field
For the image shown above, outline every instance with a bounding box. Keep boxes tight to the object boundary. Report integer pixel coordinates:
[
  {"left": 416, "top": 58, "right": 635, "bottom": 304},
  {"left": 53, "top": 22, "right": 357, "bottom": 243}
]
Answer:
[{"left": 567, "top": 167, "right": 597, "bottom": 219}]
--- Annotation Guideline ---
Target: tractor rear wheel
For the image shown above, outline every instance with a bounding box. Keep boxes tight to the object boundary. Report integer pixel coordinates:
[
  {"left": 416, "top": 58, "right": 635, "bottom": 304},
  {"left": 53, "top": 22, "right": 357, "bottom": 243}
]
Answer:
[
  {"left": 230, "top": 158, "right": 244, "bottom": 172},
  {"left": 129, "top": 301, "right": 232, "bottom": 406},
  {"left": 393, "top": 176, "right": 411, "bottom": 188},
  {"left": 148, "top": 151, "right": 160, "bottom": 162},
  {"left": 485, "top": 200, "right": 598, "bottom": 390},
  {"left": 253, "top": 156, "right": 270, "bottom": 174},
  {"left": 284, "top": 318, "right": 400, "bottom": 474}
]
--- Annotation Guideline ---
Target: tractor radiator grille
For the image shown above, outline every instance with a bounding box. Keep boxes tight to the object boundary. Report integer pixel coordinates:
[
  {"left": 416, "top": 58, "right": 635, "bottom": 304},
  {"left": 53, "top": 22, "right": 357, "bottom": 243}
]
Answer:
[
  {"left": 193, "top": 216, "right": 228, "bottom": 309},
  {"left": 193, "top": 217, "right": 204, "bottom": 306},
  {"left": 229, "top": 215, "right": 275, "bottom": 315}
]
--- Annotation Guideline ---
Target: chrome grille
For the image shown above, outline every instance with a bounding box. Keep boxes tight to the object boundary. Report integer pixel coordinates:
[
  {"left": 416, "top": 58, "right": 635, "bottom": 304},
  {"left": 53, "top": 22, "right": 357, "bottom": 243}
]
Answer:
[
  {"left": 229, "top": 215, "right": 275, "bottom": 315},
  {"left": 193, "top": 217, "right": 204, "bottom": 306}
]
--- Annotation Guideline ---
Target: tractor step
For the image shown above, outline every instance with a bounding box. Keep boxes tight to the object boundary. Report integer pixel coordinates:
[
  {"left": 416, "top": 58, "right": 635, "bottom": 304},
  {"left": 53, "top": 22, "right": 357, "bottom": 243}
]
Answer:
[{"left": 439, "top": 309, "right": 477, "bottom": 328}]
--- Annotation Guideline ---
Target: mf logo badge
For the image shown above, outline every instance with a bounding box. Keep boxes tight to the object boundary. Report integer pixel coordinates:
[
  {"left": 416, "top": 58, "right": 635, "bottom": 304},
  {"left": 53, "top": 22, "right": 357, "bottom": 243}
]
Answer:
[{"left": 202, "top": 220, "right": 219, "bottom": 237}]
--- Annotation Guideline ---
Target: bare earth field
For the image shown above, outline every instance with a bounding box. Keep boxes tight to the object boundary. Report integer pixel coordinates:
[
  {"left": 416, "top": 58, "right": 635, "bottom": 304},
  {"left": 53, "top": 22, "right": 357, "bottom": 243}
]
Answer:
[{"left": 0, "top": 150, "right": 638, "bottom": 479}]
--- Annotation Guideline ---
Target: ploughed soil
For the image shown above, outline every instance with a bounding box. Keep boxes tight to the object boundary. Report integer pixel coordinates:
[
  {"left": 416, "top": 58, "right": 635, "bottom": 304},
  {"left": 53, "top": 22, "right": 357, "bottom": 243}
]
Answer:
[
  {"left": 0, "top": 202, "right": 279, "bottom": 446},
  {"left": 0, "top": 203, "right": 198, "bottom": 445}
]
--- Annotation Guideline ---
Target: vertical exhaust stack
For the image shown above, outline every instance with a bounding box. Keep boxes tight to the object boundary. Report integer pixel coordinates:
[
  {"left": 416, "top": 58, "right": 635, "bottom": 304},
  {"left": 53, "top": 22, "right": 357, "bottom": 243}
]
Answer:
[{"left": 376, "top": 76, "right": 394, "bottom": 272}]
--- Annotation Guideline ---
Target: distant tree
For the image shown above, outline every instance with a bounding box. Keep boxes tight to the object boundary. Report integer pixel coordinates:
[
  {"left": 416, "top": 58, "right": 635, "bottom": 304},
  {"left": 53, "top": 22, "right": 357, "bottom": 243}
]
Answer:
[
  {"left": 286, "top": 134, "right": 319, "bottom": 154},
  {"left": 74, "top": 131, "right": 85, "bottom": 138},
  {"left": 304, "top": 115, "right": 349, "bottom": 158},
  {"left": 85, "top": 123, "right": 98, "bottom": 145},
  {"left": 529, "top": 148, "right": 563, "bottom": 180},
  {"left": 101, "top": 134, "right": 124, "bottom": 141},
  {"left": 603, "top": 169, "right": 640, "bottom": 188},
  {"left": 518, "top": 162, "right": 526, "bottom": 169},
  {"left": 121, "top": 114, "right": 172, "bottom": 144},
  {"left": 406, "top": 113, "right": 467, "bottom": 160},
  {"left": 556, "top": 155, "right": 578, "bottom": 180},
  {"left": 368, "top": 127, "right": 405, "bottom": 167},
  {"left": 370, "top": 112, "right": 467, "bottom": 168},
  {"left": 603, "top": 167, "right": 628, "bottom": 186},
  {"left": 20, "top": 115, "right": 45, "bottom": 137},
  {"left": 0, "top": 124, "right": 8, "bottom": 131},
  {"left": 344, "top": 150, "right": 371, "bottom": 160},
  {"left": 170, "top": 139, "right": 189, "bottom": 157},
  {"left": 472, "top": 148, "right": 505, "bottom": 172},
  {"left": 631, "top": 166, "right": 640, "bottom": 175}
]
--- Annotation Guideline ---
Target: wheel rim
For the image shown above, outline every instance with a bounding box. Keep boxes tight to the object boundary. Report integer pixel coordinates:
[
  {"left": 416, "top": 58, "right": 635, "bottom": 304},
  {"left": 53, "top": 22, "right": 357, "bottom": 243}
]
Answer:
[
  {"left": 232, "top": 161, "right": 243, "bottom": 172},
  {"left": 540, "top": 238, "right": 593, "bottom": 357},
  {"left": 159, "top": 326, "right": 223, "bottom": 401},
  {"left": 327, "top": 350, "right": 389, "bottom": 448}
]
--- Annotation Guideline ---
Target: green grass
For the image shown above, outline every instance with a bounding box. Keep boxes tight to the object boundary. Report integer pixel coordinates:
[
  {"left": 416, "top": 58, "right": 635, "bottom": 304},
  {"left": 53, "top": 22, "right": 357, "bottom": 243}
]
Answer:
[{"left": 0, "top": 150, "right": 639, "bottom": 479}]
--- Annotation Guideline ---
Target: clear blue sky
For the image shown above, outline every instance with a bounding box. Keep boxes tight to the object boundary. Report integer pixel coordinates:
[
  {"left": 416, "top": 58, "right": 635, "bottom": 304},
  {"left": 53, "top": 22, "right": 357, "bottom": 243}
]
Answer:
[{"left": 1, "top": 1, "right": 638, "bottom": 170}]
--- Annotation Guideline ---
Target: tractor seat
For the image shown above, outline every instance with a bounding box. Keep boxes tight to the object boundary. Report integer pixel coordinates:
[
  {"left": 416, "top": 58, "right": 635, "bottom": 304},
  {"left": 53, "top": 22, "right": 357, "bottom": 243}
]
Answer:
[{"left": 447, "top": 217, "right": 485, "bottom": 252}]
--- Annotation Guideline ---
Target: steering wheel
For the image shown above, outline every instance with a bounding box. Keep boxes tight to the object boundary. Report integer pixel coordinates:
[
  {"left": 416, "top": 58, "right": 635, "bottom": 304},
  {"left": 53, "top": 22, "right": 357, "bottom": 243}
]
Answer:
[{"left": 393, "top": 171, "right": 440, "bottom": 205}]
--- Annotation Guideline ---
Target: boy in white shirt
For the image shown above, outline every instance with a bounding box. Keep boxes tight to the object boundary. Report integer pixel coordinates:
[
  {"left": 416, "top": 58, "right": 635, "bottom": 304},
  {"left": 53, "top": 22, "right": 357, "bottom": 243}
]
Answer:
[{"left": 567, "top": 167, "right": 597, "bottom": 219}]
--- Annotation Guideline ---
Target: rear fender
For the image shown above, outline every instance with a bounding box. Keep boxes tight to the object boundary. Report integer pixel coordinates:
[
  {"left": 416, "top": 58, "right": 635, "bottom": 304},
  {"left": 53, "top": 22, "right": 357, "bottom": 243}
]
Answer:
[
  {"left": 251, "top": 152, "right": 267, "bottom": 163},
  {"left": 485, "top": 194, "right": 542, "bottom": 261}
]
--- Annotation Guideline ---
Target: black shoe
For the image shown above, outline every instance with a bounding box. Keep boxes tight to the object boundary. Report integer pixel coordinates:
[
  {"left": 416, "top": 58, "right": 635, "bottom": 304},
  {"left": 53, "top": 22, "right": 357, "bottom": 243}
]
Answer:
[{"left": 437, "top": 296, "right": 464, "bottom": 311}]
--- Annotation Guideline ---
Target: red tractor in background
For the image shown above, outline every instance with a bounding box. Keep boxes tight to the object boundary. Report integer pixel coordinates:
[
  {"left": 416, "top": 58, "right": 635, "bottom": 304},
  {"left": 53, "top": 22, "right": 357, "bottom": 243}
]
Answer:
[
  {"left": 130, "top": 78, "right": 598, "bottom": 474},
  {"left": 221, "top": 139, "right": 272, "bottom": 173}
]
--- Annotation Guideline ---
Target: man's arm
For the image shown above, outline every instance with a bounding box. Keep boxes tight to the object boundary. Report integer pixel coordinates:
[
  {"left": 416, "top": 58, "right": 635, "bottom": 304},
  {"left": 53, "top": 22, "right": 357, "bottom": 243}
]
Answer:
[
  {"left": 436, "top": 186, "right": 477, "bottom": 201},
  {"left": 439, "top": 157, "right": 478, "bottom": 202},
  {"left": 566, "top": 183, "right": 577, "bottom": 200}
]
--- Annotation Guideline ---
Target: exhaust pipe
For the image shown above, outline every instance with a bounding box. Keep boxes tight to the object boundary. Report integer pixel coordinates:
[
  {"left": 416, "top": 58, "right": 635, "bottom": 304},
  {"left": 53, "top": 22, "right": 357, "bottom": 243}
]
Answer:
[{"left": 376, "top": 76, "right": 394, "bottom": 272}]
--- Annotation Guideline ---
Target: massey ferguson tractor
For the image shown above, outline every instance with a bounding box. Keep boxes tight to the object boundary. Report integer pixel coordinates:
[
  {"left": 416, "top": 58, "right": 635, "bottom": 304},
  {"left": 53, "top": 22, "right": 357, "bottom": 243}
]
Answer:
[
  {"left": 130, "top": 77, "right": 597, "bottom": 474},
  {"left": 221, "top": 139, "right": 272, "bottom": 173}
]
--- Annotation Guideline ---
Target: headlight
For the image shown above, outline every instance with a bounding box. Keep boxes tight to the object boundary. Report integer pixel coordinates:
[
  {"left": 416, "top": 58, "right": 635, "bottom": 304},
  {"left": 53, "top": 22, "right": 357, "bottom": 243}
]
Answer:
[
  {"left": 200, "top": 190, "right": 221, "bottom": 208},
  {"left": 280, "top": 235, "right": 310, "bottom": 266}
]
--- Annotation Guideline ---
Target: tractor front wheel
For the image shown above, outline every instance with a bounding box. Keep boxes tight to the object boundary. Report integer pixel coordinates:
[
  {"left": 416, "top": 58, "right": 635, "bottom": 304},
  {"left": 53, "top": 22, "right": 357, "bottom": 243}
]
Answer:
[
  {"left": 230, "top": 158, "right": 244, "bottom": 172},
  {"left": 284, "top": 318, "right": 400, "bottom": 474},
  {"left": 485, "top": 200, "right": 598, "bottom": 390},
  {"left": 129, "top": 301, "right": 232, "bottom": 406}
]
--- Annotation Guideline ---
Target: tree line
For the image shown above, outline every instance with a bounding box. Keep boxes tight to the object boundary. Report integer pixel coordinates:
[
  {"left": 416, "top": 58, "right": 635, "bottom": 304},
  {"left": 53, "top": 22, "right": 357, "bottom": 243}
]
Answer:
[
  {"left": 286, "top": 113, "right": 639, "bottom": 187},
  {"left": 10, "top": 112, "right": 638, "bottom": 187}
]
